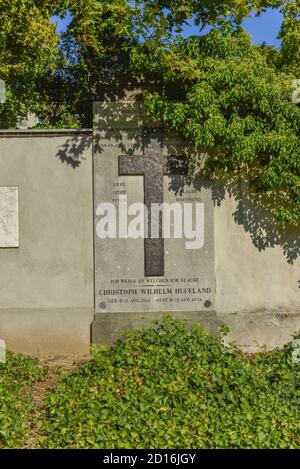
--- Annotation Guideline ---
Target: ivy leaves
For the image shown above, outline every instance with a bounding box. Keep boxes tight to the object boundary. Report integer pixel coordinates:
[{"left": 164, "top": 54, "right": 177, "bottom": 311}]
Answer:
[
  {"left": 39, "top": 317, "right": 300, "bottom": 449},
  {"left": 0, "top": 351, "right": 46, "bottom": 448},
  {"left": 1, "top": 318, "right": 299, "bottom": 448}
]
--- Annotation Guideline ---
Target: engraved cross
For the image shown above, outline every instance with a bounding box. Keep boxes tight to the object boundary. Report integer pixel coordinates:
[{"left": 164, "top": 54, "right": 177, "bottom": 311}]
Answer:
[{"left": 119, "top": 128, "right": 188, "bottom": 277}]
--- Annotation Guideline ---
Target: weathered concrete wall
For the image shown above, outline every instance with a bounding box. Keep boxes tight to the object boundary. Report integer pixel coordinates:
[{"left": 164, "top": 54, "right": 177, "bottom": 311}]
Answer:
[
  {"left": 0, "top": 130, "right": 94, "bottom": 354},
  {"left": 0, "top": 125, "right": 299, "bottom": 355},
  {"left": 215, "top": 188, "right": 299, "bottom": 314},
  {"left": 214, "top": 184, "right": 300, "bottom": 351}
]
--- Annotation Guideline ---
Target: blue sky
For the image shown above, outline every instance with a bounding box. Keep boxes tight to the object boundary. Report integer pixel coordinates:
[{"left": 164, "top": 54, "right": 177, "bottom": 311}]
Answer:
[
  {"left": 53, "top": 7, "right": 283, "bottom": 47},
  {"left": 242, "top": 8, "right": 283, "bottom": 46},
  {"left": 181, "top": 8, "right": 283, "bottom": 46}
]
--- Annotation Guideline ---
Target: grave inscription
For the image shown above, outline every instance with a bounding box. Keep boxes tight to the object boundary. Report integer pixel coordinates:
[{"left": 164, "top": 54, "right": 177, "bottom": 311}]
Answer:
[{"left": 94, "top": 101, "right": 215, "bottom": 314}]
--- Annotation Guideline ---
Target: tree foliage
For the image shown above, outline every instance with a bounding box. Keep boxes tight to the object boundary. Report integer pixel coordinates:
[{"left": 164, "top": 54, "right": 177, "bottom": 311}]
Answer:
[
  {"left": 0, "top": 0, "right": 66, "bottom": 126},
  {"left": 143, "top": 26, "right": 300, "bottom": 223},
  {"left": 0, "top": 0, "right": 299, "bottom": 222}
]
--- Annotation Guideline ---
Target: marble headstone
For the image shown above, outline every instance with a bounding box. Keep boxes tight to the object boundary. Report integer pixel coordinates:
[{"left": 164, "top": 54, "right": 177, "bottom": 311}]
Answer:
[
  {"left": 0, "top": 186, "right": 19, "bottom": 248},
  {"left": 94, "top": 101, "right": 215, "bottom": 313}
]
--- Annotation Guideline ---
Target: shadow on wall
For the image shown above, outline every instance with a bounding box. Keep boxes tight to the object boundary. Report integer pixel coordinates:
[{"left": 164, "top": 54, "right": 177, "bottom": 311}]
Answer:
[
  {"left": 56, "top": 100, "right": 300, "bottom": 265},
  {"left": 56, "top": 135, "right": 92, "bottom": 169},
  {"left": 170, "top": 170, "right": 300, "bottom": 265},
  {"left": 196, "top": 176, "right": 299, "bottom": 265}
]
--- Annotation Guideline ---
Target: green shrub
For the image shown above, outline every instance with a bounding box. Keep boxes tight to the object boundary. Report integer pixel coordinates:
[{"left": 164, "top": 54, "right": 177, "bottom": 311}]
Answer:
[
  {"left": 40, "top": 317, "right": 300, "bottom": 449},
  {"left": 0, "top": 351, "right": 46, "bottom": 448}
]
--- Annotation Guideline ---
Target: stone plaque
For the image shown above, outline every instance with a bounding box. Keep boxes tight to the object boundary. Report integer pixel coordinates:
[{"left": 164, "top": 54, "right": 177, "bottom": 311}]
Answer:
[
  {"left": 94, "top": 102, "right": 215, "bottom": 313},
  {"left": 0, "top": 187, "right": 19, "bottom": 248}
]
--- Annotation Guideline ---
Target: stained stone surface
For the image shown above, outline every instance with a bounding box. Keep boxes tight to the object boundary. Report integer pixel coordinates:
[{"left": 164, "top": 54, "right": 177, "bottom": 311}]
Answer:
[
  {"left": 0, "top": 186, "right": 19, "bottom": 248},
  {"left": 94, "top": 101, "right": 215, "bottom": 313}
]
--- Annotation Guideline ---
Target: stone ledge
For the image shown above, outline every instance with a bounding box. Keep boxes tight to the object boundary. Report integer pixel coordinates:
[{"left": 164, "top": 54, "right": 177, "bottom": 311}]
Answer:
[
  {"left": 0, "top": 308, "right": 94, "bottom": 355},
  {"left": 2, "top": 309, "right": 299, "bottom": 354},
  {"left": 0, "top": 129, "right": 93, "bottom": 138},
  {"left": 218, "top": 311, "right": 300, "bottom": 352},
  {"left": 92, "top": 311, "right": 222, "bottom": 345},
  {"left": 92, "top": 310, "right": 300, "bottom": 351}
]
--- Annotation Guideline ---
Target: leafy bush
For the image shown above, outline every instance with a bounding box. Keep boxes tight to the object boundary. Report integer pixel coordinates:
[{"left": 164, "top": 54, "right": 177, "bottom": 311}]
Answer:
[
  {"left": 40, "top": 317, "right": 300, "bottom": 449},
  {"left": 0, "top": 351, "right": 46, "bottom": 448},
  {"left": 144, "top": 25, "right": 300, "bottom": 225}
]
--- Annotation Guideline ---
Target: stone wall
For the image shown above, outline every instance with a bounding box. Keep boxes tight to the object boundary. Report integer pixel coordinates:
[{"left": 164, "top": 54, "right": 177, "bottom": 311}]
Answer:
[
  {"left": 0, "top": 122, "right": 299, "bottom": 355},
  {"left": 92, "top": 100, "right": 300, "bottom": 352},
  {"left": 215, "top": 187, "right": 300, "bottom": 350},
  {"left": 0, "top": 130, "right": 94, "bottom": 354}
]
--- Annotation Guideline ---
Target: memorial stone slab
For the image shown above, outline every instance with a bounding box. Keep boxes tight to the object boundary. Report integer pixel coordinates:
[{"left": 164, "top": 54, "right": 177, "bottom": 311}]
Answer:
[
  {"left": 0, "top": 186, "right": 19, "bottom": 248},
  {"left": 94, "top": 101, "right": 215, "bottom": 314}
]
